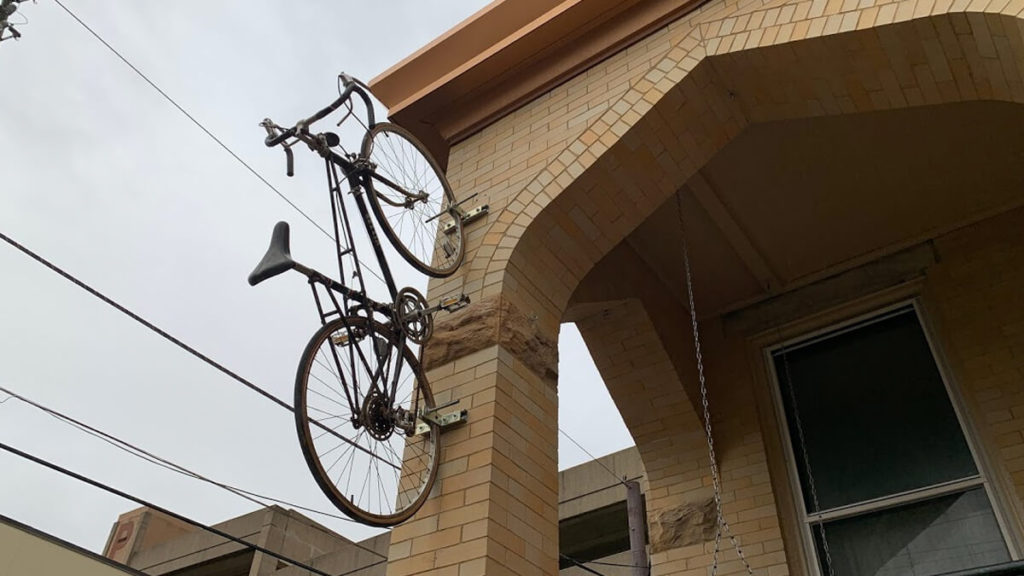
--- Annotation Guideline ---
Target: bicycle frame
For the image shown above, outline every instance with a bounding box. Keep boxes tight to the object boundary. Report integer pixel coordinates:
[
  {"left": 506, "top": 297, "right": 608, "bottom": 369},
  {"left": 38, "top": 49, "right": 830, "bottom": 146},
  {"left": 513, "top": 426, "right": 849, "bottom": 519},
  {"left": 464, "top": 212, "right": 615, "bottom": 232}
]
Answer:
[{"left": 256, "top": 78, "right": 426, "bottom": 417}]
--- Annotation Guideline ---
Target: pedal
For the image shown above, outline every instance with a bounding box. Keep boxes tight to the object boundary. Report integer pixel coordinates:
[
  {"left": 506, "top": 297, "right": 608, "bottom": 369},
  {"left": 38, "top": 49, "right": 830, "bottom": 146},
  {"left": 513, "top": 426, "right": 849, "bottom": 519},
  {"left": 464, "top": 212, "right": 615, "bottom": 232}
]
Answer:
[
  {"left": 330, "top": 327, "right": 365, "bottom": 347},
  {"left": 439, "top": 294, "right": 470, "bottom": 313}
]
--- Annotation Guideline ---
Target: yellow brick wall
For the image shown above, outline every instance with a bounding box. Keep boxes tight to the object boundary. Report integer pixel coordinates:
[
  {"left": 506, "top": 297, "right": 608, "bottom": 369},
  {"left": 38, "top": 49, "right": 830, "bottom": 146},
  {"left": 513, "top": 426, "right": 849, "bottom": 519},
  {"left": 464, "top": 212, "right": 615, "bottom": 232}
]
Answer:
[
  {"left": 925, "top": 206, "right": 1024, "bottom": 530},
  {"left": 387, "top": 345, "right": 560, "bottom": 576}
]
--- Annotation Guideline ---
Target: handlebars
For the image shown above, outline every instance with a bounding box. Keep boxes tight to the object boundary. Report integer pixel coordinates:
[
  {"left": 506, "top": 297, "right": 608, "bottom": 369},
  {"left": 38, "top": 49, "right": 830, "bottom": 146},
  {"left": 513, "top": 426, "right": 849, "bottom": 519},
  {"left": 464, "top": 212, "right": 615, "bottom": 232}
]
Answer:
[{"left": 262, "top": 73, "right": 376, "bottom": 149}]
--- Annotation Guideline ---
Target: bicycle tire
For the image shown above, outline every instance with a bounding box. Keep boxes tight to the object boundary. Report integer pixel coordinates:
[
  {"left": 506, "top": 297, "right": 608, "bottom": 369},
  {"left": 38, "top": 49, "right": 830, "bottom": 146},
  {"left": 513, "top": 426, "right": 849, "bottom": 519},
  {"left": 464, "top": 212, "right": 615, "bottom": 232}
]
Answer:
[
  {"left": 361, "top": 122, "right": 465, "bottom": 278},
  {"left": 294, "top": 315, "right": 439, "bottom": 527}
]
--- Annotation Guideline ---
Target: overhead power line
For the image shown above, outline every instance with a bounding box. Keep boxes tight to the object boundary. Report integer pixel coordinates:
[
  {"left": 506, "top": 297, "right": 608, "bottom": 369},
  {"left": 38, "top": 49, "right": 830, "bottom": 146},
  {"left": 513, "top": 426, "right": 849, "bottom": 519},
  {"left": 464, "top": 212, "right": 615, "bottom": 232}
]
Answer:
[
  {"left": 1, "top": 383, "right": 649, "bottom": 572},
  {"left": 54, "top": 0, "right": 622, "bottom": 495},
  {"left": 50, "top": 0, "right": 331, "bottom": 242},
  {"left": 0, "top": 384, "right": 391, "bottom": 551},
  {"left": 560, "top": 553, "right": 609, "bottom": 576},
  {"left": 50, "top": 0, "right": 389, "bottom": 286},
  {"left": 559, "top": 427, "right": 630, "bottom": 488},
  {"left": 2, "top": 425, "right": 625, "bottom": 574},
  {"left": 1, "top": 232, "right": 646, "bottom": 572},
  {"left": 0, "top": 440, "right": 385, "bottom": 576},
  {"left": 0, "top": 230, "right": 293, "bottom": 412},
  {"left": 0, "top": 228, "right": 392, "bottom": 467},
  {"left": 1, "top": 225, "right": 633, "bottom": 523},
  {"left": 20, "top": 3, "right": 655, "bottom": 569}
]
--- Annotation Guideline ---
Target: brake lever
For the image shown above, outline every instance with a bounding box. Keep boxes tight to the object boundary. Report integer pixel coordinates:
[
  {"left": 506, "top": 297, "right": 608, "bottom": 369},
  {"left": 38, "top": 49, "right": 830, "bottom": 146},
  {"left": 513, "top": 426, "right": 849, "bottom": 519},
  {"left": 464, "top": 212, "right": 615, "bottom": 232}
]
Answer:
[{"left": 284, "top": 146, "right": 294, "bottom": 177}]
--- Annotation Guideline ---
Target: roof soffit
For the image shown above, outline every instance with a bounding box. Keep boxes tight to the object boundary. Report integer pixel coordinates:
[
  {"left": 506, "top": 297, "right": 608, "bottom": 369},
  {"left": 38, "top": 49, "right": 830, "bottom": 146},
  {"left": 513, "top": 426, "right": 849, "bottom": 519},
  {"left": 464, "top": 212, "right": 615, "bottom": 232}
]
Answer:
[{"left": 369, "top": 0, "right": 705, "bottom": 165}]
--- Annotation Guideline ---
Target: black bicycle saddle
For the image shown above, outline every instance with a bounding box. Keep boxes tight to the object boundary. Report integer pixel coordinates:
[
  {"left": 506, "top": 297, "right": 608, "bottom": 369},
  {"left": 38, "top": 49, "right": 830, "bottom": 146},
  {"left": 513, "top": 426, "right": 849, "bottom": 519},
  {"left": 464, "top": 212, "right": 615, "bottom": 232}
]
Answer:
[{"left": 248, "top": 221, "right": 296, "bottom": 286}]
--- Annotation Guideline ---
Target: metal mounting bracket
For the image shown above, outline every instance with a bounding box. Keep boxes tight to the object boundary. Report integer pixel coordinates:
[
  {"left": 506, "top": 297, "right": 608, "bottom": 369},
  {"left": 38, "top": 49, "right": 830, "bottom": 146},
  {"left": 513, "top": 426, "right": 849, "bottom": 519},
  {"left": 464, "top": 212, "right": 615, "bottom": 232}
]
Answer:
[
  {"left": 444, "top": 204, "right": 489, "bottom": 235},
  {"left": 415, "top": 405, "right": 468, "bottom": 436}
]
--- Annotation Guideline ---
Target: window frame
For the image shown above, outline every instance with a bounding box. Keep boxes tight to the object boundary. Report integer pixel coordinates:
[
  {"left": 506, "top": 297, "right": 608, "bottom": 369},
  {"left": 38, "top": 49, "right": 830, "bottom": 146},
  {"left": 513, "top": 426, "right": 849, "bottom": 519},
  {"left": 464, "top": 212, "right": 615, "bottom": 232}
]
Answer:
[{"left": 763, "top": 299, "right": 1018, "bottom": 576}]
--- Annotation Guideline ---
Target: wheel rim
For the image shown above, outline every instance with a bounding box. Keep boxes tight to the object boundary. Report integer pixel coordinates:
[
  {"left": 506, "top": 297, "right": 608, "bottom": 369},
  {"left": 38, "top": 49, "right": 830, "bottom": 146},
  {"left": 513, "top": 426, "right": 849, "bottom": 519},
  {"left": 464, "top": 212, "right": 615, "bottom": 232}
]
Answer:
[
  {"left": 365, "top": 126, "right": 463, "bottom": 277},
  {"left": 296, "top": 317, "right": 437, "bottom": 525}
]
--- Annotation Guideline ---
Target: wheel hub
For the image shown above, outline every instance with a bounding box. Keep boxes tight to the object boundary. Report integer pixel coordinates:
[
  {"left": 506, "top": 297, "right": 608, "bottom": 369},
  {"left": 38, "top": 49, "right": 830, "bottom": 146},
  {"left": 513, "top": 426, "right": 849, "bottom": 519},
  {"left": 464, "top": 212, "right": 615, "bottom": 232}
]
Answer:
[{"left": 361, "top": 389, "right": 395, "bottom": 441}]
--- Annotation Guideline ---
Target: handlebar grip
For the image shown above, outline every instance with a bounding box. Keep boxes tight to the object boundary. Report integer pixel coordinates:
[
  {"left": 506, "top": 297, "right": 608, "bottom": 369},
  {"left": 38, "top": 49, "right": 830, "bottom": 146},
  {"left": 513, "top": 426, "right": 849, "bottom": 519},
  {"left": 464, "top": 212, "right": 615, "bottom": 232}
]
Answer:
[
  {"left": 265, "top": 126, "right": 296, "bottom": 148},
  {"left": 303, "top": 82, "right": 356, "bottom": 127},
  {"left": 339, "top": 73, "right": 358, "bottom": 89}
]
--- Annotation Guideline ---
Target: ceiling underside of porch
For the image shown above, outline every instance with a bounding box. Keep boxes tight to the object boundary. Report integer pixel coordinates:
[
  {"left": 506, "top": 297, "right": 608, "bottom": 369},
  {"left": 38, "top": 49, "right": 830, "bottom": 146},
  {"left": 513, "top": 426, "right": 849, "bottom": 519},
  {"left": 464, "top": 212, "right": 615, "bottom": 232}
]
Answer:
[{"left": 618, "top": 99, "right": 1024, "bottom": 318}]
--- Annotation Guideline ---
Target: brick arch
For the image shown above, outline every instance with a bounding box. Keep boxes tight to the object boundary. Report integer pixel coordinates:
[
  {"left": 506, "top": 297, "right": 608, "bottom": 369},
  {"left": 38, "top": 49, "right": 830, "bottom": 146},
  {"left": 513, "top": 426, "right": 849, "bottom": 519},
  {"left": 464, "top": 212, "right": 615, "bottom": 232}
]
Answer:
[{"left": 492, "top": 4, "right": 1024, "bottom": 337}]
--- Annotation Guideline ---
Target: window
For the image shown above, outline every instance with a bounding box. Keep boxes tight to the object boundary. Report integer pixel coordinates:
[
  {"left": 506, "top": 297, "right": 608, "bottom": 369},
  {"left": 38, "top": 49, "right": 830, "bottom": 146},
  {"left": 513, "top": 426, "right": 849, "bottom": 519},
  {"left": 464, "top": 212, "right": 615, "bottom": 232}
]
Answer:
[{"left": 770, "top": 305, "right": 1012, "bottom": 576}]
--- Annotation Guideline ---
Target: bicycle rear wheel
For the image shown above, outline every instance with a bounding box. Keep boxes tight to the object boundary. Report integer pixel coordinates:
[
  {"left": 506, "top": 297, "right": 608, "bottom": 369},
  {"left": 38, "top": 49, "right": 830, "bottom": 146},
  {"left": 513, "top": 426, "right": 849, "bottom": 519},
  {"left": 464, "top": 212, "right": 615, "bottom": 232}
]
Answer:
[
  {"left": 294, "top": 315, "right": 439, "bottom": 527},
  {"left": 361, "top": 122, "right": 465, "bottom": 278}
]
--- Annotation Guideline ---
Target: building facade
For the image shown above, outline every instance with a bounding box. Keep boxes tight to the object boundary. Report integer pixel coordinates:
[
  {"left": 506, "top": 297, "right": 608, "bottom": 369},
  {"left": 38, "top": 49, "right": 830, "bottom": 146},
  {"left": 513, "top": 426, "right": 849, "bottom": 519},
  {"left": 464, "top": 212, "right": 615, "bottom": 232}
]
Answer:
[{"left": 367, "top": 0, "right": 1024, "bottom": 574}]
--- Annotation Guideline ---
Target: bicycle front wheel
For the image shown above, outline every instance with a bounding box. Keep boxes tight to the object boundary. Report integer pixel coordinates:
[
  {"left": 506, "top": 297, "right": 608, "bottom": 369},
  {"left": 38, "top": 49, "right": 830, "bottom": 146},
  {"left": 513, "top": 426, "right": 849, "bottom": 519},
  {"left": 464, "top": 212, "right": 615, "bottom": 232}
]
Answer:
[
  {"left": 362, "top": 123, "right": 465, "bottom": 278},
  {"left": 294, "top": 315, "right": 439, "bottom": 527}
]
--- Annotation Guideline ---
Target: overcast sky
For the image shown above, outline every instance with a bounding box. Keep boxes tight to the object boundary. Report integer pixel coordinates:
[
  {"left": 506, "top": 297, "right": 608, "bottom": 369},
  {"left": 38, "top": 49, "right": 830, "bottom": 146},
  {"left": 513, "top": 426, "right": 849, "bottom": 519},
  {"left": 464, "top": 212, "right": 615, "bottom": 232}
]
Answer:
[{"left": 0, "top": 0, "right": 634, "bottom": 553}]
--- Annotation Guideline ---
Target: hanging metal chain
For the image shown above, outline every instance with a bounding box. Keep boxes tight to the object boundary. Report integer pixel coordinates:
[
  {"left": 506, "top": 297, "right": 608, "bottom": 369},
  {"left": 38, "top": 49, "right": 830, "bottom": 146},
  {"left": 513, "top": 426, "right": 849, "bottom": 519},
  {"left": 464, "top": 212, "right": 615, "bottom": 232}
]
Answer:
[
  {"left": 677, "top": 196, "right": 754, "bottom": 576},
  {"left": 779, "top": 350, "right": 836, "bottom": 576}
]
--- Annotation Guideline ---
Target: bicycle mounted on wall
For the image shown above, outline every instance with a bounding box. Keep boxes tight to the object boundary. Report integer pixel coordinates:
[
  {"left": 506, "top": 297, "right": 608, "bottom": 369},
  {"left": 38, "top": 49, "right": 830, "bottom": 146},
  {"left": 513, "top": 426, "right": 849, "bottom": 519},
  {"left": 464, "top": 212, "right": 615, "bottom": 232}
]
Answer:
[{"left": 249, "top": 74, "right": 473, "bottom": 527}]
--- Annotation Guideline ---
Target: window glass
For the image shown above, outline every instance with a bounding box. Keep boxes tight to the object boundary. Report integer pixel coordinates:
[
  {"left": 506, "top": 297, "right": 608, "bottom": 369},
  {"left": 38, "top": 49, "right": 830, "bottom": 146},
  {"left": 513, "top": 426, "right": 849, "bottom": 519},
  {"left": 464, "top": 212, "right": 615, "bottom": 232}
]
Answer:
[
  {"left": 773, "top": 309, "right": 978, "bottom": 512},
  {"left": 812, "top": 487, "right": 1010, "bottom": 575}
]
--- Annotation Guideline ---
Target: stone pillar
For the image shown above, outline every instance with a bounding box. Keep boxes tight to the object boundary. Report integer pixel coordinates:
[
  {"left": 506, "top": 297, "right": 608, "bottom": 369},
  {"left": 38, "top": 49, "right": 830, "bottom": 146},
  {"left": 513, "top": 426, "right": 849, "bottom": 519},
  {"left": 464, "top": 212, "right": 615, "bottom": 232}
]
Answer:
[{"left": 386, "top": 295, "right": 560, "bottom": 575}]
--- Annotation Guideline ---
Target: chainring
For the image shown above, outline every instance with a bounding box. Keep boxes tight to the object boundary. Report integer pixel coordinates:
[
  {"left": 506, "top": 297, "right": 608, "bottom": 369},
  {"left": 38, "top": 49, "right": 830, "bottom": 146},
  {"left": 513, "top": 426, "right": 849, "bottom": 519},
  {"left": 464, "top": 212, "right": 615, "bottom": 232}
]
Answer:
[{"left": 395, "top": 287, "right": 433, "bottom": 345}]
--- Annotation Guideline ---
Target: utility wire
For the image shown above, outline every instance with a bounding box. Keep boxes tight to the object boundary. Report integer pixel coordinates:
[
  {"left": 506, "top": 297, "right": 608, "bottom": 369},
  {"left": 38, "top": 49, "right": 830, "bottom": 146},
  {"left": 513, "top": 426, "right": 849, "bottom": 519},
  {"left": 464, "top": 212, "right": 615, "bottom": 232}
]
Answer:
[
  {"left": 51, "top": 0, "right": 390, "bottom": 286},
  {"left": 560, "top": 553, "right": 608, "bottom": 576},
  {"left": 2, "top": 227, "right": 635, "bottom": 562},
  {"left": 0, "top": 229, "right": 292, "bottom": 412},
  {"left": 558, "top": 475, "right": 644, "bottom": 505},
  {"left": 0, "top": 239, "right": 641, "bottom": 572},
  {"left": 4, "top": 426, "right": 628, "bottom": 574},
  {"left": 50, "top": 0, "right": 330, "bottom": 242},
  {"left": 28, "top": 4, "right": 645, "bottom": 569},
  {"left": 1, "top": 226, "right": 611, "bottom": 489},
  {"left": 3, "top": 384, "right": 640, "bottom": 572},
  {"left": 0, "top": 384, "right": 391, "bottom": 554},
  {"left": 0, "top": 440, "right": 385, "bottom": 576},
  {"left": 0, "top": 228, "right": 393, "bottom": 465},
  {"left": 559, "top": 427, "right": 629, "bottom": 488},
  {"left": 50, "top": 0, "right": 614, "bottom": 497},
  {"left": 586, "top": 558, "right": 650, "bottom": 569}
]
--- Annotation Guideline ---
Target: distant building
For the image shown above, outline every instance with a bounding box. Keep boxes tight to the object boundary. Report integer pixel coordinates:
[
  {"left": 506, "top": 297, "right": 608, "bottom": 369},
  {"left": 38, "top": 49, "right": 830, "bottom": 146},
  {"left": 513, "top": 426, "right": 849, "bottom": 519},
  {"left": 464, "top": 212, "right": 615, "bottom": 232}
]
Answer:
[
  {"left": 101, "top": 506, "right": 389, "bottom": 576},
  {"left": 93, "top": 450, "right": 648, "bottom": 575},
  {"left": 1, "top": 513, "right": 144, "bottom": 576}
]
